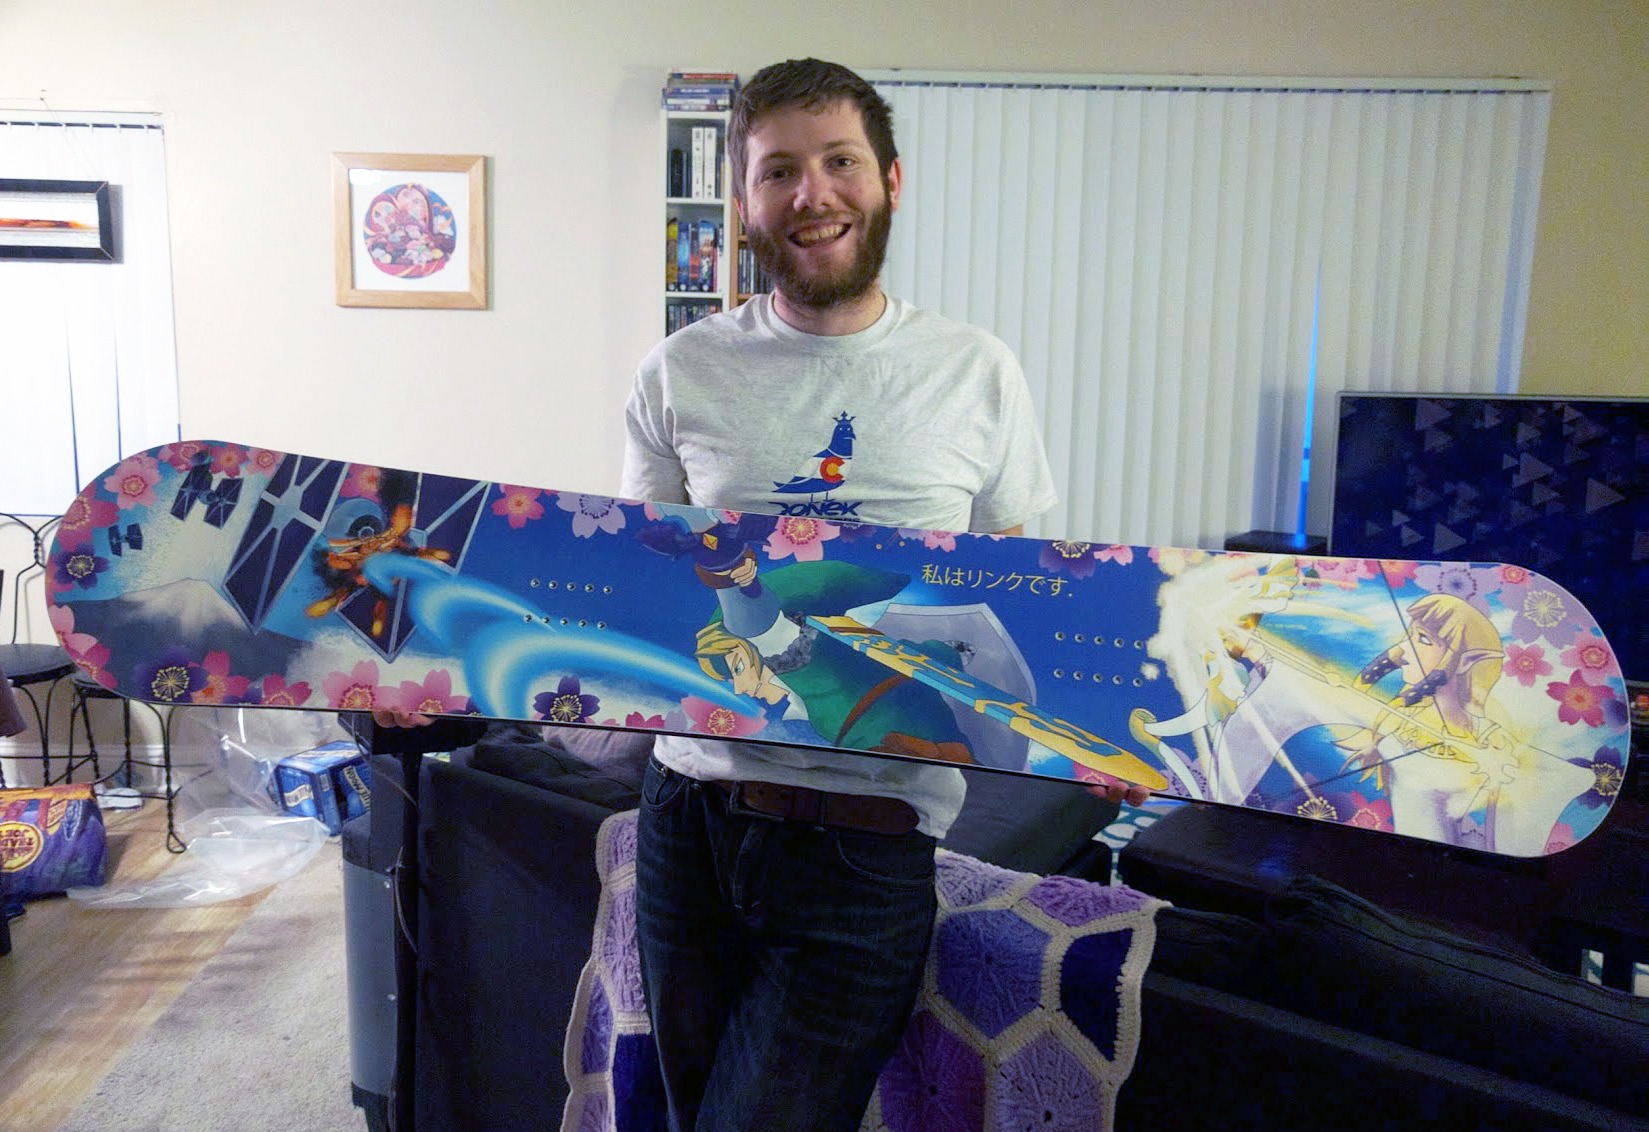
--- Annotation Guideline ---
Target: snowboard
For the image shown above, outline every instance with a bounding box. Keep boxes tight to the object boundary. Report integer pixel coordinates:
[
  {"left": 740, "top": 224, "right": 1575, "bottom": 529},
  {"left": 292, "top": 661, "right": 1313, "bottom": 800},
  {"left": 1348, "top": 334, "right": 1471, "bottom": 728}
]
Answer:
[{"left": 46, "top": 439, "right": 1632, "bottom": 856}]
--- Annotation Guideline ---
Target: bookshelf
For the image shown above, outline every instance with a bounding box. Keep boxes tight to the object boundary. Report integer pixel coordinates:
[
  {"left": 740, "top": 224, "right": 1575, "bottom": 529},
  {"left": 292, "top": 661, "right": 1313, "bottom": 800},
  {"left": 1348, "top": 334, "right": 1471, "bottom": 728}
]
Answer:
[
  {"left": 733, "top": 210, "right": 773, "bottom": 305},
  {"left": 662, "top": 102, "right": 735, "bottom": 336}
]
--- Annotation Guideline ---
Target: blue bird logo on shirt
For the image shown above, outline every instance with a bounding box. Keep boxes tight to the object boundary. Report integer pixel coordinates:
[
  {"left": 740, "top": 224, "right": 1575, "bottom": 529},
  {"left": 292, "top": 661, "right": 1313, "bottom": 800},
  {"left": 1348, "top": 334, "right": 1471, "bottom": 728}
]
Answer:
[{"left": 774, "top": 412, "right": 855, "bottom": 498}]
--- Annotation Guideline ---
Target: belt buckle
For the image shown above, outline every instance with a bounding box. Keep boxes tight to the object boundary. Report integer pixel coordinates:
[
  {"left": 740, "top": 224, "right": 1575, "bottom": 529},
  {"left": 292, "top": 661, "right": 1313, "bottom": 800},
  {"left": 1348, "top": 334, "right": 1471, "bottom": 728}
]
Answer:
[{"left": 724, "top": 781, "right": 785, "bottom": 823}]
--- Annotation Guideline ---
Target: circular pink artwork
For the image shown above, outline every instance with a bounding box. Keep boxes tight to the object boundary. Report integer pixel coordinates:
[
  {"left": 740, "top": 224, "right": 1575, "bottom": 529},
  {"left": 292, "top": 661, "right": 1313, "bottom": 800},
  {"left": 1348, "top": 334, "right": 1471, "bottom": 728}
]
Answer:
[{"left": 361, "top": 183, "right": 457, "bottom": 278}]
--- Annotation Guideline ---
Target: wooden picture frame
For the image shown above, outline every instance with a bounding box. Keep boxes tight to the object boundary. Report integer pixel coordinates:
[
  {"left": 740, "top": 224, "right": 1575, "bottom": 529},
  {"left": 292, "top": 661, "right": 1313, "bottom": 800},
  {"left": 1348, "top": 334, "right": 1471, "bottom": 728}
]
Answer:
[
  {"left": 0, "top": 179, "right": 115, "bottom": 261},
  {"left": 332, "top": 152, "right": 487, "bottom": 309}
]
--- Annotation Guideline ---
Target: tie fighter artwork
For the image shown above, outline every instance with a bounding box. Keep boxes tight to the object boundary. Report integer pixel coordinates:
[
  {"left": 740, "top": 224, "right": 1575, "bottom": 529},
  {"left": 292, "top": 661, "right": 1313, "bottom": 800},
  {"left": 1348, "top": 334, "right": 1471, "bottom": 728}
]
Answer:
[
  {"left": 106, "top": 523, "right": 144, "bottom": 557},
  {"left": 219, "top": 454, "right": 486, "bottom": 660},
  {"left": 170, "top": 450, "right": 244, "bottom": 528}
]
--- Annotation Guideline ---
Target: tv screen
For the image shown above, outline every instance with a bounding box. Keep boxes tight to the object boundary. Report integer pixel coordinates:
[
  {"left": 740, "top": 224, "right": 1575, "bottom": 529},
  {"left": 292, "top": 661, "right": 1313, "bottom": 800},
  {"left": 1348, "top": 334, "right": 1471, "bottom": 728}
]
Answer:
[{"left": 1330, "top": 393, "right": 1648, "bottom": 685}]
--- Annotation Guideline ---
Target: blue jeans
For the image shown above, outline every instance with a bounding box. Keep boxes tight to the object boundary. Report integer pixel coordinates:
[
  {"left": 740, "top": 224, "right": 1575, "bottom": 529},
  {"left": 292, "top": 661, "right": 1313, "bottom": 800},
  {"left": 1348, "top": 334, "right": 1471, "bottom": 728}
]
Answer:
[{"left": 634, "top": 757, "right": 937, "bottom": 1132}]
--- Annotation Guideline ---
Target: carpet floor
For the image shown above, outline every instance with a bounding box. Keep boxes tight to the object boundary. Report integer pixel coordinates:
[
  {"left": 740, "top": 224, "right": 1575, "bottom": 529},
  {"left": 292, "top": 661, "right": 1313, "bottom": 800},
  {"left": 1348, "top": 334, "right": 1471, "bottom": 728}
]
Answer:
[{"left": 59, "top": 843, "right": 359, "bottom": 1132}]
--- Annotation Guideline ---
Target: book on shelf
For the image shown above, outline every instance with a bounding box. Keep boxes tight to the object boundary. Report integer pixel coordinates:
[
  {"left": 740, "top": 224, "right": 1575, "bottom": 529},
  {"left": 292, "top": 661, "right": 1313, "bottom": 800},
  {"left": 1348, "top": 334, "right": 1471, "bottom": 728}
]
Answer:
[
  {"left": 666, "top": 217, "right": 679, "bottom": 290},
  {"left": 666, "top": 217, "right": 722, "bottom": 293},
  {"left": 669, "top": 148, "right": 686, "bottom": 197},
  {"left": 687, "top": 218, "right": 701, "bottom": 289},
  {"left": 676, "top": 220, "right": 691, "bottom": 290},
  {"left": 691, "top": 127, "right": 705, "bottom": 199},
  {"left": 697, "top": 221, "right": 717, "bottom": 292},
  {"left": 686, "top": 126, "right": 720, "bottom": 199},
  {"left": 737, "top": 244, "right": 772, "bottom": 297},
  {"left": 666, "top": 74, "right": 737, "bottom": 86},
  {"left": 662, "top": 70, "right": 739, "bottom": 111},
  {"left": 666, "top": 85, "right": 735, "bottom": 98},
  {"left": 665, "top": 299, "right": 723, "bottom": 335}
]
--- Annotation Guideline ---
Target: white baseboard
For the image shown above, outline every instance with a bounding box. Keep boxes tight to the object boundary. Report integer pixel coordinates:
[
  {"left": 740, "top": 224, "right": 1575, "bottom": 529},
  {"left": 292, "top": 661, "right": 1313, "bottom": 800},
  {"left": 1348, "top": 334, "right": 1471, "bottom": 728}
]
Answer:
[{"left": 0, "top": 741, "right": 172, "bottom": 789}]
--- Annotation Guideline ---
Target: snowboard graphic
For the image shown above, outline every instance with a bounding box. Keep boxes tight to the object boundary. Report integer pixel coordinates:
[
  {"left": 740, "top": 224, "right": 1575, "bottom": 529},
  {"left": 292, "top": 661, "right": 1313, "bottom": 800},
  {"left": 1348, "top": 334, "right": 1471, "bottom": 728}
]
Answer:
[{"left": 47, "top": 440, "right": 1632, "bottom": 856}]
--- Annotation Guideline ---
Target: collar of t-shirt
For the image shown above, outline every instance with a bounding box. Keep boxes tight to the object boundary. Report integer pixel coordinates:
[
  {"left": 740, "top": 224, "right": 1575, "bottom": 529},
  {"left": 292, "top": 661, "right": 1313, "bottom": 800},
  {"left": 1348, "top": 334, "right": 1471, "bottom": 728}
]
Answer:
[{"left": 753, "top": 292, "right": 903, "bottom": 355}]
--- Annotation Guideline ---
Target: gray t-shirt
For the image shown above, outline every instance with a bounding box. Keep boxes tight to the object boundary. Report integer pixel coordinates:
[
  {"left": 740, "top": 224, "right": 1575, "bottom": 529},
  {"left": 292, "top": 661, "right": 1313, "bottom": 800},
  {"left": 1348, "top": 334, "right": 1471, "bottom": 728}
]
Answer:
[{"left": 621, "top": 293, "right": 1056, "bottom": 835}]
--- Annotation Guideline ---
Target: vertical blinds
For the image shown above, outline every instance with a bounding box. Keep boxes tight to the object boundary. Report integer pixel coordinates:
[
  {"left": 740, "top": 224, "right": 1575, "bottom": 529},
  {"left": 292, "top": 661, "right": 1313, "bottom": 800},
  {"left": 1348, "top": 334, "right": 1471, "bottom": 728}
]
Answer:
[
  {"left": 0, "top": 113, "right": 179, "bottom": 516},
  {"left": 868, "top": 75, "right": 1550, "bottom": 547}
]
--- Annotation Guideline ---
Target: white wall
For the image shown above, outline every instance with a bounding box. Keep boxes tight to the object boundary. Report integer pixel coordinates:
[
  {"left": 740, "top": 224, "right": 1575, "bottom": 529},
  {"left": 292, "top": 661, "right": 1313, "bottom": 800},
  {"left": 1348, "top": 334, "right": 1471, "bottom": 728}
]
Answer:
[
  {"left": 1, "top": 0, "right": 1644, "bottom": 500},
  {"left": 1, "top": 0, "right": 1643, "bottom": 780}
]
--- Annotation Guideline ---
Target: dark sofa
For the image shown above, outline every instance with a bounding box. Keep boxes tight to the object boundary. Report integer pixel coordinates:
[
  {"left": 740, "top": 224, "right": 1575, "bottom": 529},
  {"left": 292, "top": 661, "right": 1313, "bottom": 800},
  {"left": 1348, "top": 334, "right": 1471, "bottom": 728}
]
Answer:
[
  {"left": 1120, "top": 886, "right": 1648, "bottom": 1129},
  {"left": 341, "top": 720, "right": 1121, "bottom": 1132},
  {"left": 342, "top": 722, "right": 1649, "bottom": 1132}
]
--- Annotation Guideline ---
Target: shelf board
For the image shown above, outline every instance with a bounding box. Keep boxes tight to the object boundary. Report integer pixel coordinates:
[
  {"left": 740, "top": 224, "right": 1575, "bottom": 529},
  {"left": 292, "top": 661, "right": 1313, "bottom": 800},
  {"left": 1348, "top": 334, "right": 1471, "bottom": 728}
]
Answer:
[{"left": 666, "top": 196, "right": 725, "bottom": 206}]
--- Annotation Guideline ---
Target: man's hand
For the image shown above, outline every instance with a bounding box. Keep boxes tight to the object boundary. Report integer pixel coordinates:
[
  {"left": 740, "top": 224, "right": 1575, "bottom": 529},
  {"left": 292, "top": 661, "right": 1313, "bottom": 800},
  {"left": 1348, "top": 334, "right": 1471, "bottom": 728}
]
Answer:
[
  {"left": 1084, "top": 776, "right": 1152, "bottom": 807},
  {"left": 372, "top": 707, "right": 434, "bottom": 729}
]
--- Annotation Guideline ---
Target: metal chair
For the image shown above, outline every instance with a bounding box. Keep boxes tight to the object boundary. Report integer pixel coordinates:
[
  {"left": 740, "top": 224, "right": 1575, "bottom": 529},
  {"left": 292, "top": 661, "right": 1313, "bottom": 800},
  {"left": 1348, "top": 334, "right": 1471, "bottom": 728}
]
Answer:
[
  {"left": 2, "top": 510, "right": 182, "bottom": 849},
  {"left": 0, "top": 513, "right": 85, "bottom": 788},
  {"left": 67, "top": 682, "right": 184, "bottom": 852},
  {"left": 0, "top": 659, "right": 27, "bottom": 956}
]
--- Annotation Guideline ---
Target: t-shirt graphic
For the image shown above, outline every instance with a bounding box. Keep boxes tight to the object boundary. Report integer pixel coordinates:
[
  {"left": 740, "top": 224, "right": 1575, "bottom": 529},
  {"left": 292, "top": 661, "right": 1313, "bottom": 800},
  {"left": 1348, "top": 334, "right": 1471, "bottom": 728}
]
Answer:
[{"left": 772, "top": 412, "right": 861, "bottom": 519}]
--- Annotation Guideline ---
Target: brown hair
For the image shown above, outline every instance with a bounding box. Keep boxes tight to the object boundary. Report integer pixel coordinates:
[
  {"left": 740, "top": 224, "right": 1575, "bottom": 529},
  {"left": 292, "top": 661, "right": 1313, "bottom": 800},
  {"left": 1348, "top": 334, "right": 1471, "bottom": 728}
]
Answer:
[{"left": 728, "top": 58, "right": 897, "bottom": 200}]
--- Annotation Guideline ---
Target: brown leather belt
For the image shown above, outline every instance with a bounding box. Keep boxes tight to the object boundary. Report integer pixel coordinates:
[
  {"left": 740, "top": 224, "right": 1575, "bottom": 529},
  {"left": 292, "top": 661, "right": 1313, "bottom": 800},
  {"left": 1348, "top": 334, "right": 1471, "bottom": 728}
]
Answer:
[{"left": 714, "top": 779, "right": 919, "bottom": 835}]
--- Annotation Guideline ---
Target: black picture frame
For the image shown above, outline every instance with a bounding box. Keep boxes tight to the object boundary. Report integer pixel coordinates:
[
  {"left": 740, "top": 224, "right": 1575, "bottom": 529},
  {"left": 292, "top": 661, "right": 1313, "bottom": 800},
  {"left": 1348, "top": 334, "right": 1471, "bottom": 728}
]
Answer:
[{"left": 0, "top": 178, "right": 116, "bottom": 261}]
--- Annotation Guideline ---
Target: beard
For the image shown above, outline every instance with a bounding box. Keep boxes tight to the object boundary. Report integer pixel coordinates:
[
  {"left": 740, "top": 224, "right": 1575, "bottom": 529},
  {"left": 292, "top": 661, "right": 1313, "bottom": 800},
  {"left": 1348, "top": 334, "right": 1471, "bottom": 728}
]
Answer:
[{"left": 744, "top": 187, "right": 894, "bottom": 309}]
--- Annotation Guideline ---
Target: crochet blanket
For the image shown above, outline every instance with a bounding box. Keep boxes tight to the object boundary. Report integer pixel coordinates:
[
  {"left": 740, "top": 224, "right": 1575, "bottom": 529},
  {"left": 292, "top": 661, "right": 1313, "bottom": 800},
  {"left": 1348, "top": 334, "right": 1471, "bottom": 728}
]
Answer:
[{"left": 562, "top": 810, "right": 1165, "bottom": 1132}]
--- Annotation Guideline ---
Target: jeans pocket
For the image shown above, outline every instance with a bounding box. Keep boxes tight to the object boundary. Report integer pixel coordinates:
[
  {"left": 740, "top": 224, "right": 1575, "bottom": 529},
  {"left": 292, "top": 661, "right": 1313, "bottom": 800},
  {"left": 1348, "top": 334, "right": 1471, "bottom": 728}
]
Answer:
[
  {"left": 641, "top": 756, "right": 690, "bottom": 813},
  {"left": 832, "top": 829, "right": 937, "bottom": 888}
]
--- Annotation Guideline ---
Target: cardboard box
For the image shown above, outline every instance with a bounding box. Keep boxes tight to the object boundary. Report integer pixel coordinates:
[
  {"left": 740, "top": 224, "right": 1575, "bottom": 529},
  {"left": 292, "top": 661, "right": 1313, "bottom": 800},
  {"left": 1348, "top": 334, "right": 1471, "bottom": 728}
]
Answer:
[{"left": 274, "top": 741, "right": 371, "bottom": 835}]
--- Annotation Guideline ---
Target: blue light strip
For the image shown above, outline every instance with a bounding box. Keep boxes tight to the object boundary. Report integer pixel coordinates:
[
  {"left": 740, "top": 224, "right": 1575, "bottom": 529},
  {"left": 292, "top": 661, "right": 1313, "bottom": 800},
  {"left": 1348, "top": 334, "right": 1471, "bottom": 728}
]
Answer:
[{"left": 1298, "top": 265, "right": 1320, "bottom": 536}]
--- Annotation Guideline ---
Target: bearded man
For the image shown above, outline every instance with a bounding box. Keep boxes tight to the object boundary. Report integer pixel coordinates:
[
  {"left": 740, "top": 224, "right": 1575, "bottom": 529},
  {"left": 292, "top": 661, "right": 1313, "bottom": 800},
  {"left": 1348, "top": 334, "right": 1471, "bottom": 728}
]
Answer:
[{"left": 620, "top": 57, "right": 1144, "bottom": 1132}]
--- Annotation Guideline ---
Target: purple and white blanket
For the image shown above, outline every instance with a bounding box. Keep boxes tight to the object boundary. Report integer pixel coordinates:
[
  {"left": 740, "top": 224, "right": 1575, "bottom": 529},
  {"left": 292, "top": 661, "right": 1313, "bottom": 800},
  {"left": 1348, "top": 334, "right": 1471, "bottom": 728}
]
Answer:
[{"left": 562, "top": 810, "right": 1165, "bottom": 1132}]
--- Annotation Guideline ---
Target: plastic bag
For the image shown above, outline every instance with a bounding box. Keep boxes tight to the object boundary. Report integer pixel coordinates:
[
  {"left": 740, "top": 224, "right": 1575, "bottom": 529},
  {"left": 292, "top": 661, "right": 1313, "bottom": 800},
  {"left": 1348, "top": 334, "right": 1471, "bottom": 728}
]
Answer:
[
  {"left": 66, "top": 808, "right": 327, "bottom": 908},
  {"left": 67, "top": 707, "right": 351, "bottom": 908},
  {"left": 168, "top": 706, "right": 352, "bottom": 823}
]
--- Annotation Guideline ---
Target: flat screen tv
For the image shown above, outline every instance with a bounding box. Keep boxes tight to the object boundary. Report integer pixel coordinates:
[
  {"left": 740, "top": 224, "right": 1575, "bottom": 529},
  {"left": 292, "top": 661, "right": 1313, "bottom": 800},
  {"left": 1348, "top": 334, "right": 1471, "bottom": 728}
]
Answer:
[{"left": 1330, "top": 392, "right": 1648, "bottom": 687}]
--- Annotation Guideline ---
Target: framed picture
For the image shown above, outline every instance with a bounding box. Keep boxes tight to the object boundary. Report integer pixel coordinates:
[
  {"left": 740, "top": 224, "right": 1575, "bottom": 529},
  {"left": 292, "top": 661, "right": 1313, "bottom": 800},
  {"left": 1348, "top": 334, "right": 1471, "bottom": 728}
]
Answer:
[
  {"left": 332, "top": 152, "right": 487, "bottom": 309},
  {"left": 0, "top": 179, "right": 115, "bottom": 261}
]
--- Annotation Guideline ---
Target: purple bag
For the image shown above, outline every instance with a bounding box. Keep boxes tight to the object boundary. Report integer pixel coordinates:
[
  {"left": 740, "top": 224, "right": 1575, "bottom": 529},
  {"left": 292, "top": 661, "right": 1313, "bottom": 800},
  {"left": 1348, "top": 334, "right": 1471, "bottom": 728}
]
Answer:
[{"left": 0, "top": 783, "right": 107, "bottom": 897}]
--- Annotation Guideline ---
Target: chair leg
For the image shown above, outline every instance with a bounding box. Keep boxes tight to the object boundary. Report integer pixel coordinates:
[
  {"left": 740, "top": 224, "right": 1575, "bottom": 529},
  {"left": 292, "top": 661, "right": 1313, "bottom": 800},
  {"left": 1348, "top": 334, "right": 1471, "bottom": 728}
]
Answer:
[
  {"left": 42, "top": 677, "right": 68, "bottom": 782},
  {"left": 66, "top": 685, "right": 102, "bottom": 786},
  {"left": 11, "top": 683, "right": 49, "bottom": 784},
  {"left": 121, "top": 699, "right": 134, "bottom": 788},
  {"left": 75, "top": 695, "right": 182, "bottom": 851},
  {"left": 87, "top": 694, "right": 139, "bottom": 790},
  {"left": 162, "top": 707, "right": 183, "bottom": 854},
  {"left": 80, "top": 689, "right": 100, "bottom": 782},
  {"left": 67, "top": 691, "right": 84, "bottom": 773}
]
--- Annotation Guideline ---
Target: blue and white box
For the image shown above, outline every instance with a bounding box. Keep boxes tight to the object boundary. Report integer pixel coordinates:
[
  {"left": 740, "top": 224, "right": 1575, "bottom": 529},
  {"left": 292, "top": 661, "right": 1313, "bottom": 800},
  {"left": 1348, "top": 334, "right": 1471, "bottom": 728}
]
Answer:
[{"left": 275, "top": 740, "right": 372, "bottom": 835}]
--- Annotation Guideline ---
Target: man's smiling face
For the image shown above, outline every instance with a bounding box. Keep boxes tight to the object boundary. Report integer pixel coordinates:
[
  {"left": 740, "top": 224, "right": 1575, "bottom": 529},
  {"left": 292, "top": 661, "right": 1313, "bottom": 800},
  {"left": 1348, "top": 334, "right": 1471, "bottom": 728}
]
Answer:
[{"left": 738, "top": 98, "right": 902, "bottom": 315}]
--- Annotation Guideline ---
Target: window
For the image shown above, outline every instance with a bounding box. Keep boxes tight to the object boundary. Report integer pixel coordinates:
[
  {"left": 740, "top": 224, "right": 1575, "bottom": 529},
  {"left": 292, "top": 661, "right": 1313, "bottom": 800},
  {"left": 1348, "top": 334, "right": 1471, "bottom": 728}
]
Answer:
[
  {"left": 868, "top": 74, "right": 1549, "bottom": 547},
  {"left": 0, "top": 112, "right": 180, "bottom": 517}
]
